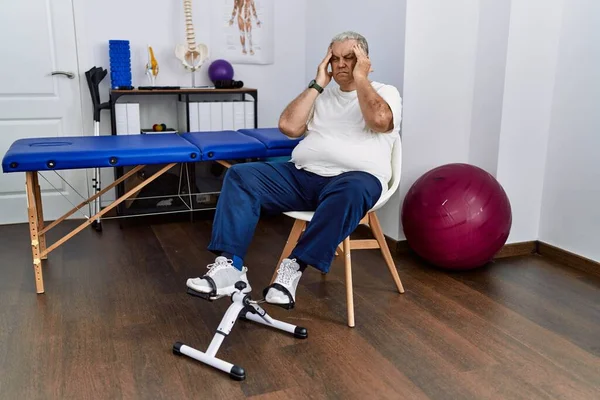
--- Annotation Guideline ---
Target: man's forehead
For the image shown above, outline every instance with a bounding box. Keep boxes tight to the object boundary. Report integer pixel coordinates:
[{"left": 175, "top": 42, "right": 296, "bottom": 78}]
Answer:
[{"left": 331, "top": 40, "right": 357, "bottom": 56}]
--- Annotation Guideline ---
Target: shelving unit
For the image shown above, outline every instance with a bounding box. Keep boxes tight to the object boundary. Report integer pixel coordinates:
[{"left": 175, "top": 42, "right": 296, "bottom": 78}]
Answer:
[{"left": 108, "top": 87, "right": 258, "bottom": 219}]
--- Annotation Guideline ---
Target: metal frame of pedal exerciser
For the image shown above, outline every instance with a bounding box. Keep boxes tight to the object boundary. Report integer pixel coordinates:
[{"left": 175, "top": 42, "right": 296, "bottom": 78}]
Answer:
[{"left": 173, "top": 281, "right": 308, "bottom": 380}]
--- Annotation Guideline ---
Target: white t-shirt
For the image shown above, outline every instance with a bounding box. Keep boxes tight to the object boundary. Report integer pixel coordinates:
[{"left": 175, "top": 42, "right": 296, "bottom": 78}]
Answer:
[{"left": 290, "top": 81, "right": 402, "bottom": 194}]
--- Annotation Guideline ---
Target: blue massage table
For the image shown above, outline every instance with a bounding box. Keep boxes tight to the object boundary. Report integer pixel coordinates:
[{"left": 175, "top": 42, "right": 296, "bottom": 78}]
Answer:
[{"left": 2, "top": 128, "right": 301, "bottom": 294}]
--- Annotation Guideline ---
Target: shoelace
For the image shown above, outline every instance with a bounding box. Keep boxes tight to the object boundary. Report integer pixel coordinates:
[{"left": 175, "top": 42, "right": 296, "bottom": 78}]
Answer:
[
  {"left": 206, "top": 258, "right": 234, "bottom": 276},
  {"left": 275, "top": 259, "right": 297, "bottom": 285}
]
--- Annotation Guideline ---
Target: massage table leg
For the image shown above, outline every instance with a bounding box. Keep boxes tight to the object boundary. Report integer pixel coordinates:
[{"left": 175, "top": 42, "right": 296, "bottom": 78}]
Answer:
[
  {"left": 24, "top": 163, "right": 175, "bottom": 292},
  {"left": 31, "top": 172, "right": 47, "bottom": 259},
  {"left": 26, "top": 172, "right": 44, "bottom": 293}
]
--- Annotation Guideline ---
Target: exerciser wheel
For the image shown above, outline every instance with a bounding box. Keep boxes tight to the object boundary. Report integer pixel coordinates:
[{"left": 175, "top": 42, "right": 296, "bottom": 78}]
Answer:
[{"left": 173, "top": 281, "right": 307, "bottom": 380}]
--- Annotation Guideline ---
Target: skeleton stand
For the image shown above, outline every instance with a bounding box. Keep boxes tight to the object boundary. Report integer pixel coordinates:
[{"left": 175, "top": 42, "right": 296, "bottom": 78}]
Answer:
[{"left": 173, "top": 281, "right": 308, "bottom": 380}]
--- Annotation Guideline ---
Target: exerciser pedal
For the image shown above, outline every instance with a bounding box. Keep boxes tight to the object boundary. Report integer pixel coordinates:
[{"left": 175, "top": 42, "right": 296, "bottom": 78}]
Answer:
[
  {"left": 186, "top": 286, "right": 223, "bottom": 302},
  {"left": 262, "top": 283, "right": 295, "bottom": 310},
  {"left": 173, "top": 281, "right": 308, "bottom": 381}
]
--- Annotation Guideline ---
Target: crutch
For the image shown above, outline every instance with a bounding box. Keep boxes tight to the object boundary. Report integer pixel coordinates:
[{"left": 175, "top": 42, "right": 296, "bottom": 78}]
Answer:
[{"left": 85, "top": 66, "right": 110, "bottom": 232}]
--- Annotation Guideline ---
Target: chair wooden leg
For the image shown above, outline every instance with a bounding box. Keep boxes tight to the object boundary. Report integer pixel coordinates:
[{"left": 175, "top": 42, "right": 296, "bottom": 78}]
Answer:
[
  {"left": 271, "top": 219, "right": 306, "bottom": 284},
  {"left": 343, "top": 236, "right": 355, "bottom": 327},
  {"left": 369, "top": 212, "right": 405, "bottom": 293},
  {"left": 335, "top": 243, "right": 344, "bottom": 257}
]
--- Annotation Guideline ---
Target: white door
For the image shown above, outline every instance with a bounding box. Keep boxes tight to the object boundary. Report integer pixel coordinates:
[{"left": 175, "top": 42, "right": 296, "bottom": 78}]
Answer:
[{"left": 0, "top": 0, "right": 86, "bottom": 224}]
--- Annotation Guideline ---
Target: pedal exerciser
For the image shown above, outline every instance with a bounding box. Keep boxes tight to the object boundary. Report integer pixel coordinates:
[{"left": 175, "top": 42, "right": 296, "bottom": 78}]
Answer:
[{"left": 173, "top": 281, "right": 308, "bottom": 381}]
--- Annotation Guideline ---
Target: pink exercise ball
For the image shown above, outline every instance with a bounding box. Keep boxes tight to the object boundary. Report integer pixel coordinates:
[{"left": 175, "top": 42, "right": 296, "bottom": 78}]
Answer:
[{"left": 401, "top": 163, "right": 512, "bottom": 270}]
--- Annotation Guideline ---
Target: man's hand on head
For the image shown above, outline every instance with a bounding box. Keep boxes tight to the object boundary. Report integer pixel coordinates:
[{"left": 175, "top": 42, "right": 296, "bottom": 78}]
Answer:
[
  {"left": 351, "top": 44, "right": 394, "bottom": 133},
  {"left": 315, "top": 47, "right": 333, "bottom": 88},
  {"left": 280, "top": 47, "right": 331, "bottom": 138},
  {"left": 352, "top": 44, "right": 373, "bottom": 81}
]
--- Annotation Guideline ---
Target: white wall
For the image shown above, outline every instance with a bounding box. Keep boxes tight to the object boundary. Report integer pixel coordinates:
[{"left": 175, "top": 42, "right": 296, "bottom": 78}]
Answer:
[
  {"left": 399, "top": 0, "right": 481, "bottom": 240},
  {"left": 72, "top": 0, "right": 307, "bottom": 204},
  {"left": 304, "top": 0, "right": 407, "bottom": 239},
  {"left": 304, "top": 0, "right": 406, "bottom": 93},
  {"left": 400, "top": 0, "right": 595, "bottom": 253},
  {"left": 468, "top": 0, "right": 511, "bottom": 175},
  {"left": 538, "top": 0, "right": 600, "bottom": 262},
  {"left": 495, "top": 0, "right": 565, "bottom": 243}
]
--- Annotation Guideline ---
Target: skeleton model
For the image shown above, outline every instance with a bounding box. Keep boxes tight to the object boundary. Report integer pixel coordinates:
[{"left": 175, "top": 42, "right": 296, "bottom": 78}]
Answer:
[
  {"left": 145, "top": 46, "right": 159, "bottom": 86},
  {"left": 175, "top": 0, "right": 208, "bottom": 85},
  {"left": 229, "top": 0, "right": 261, "bottom": 55}
]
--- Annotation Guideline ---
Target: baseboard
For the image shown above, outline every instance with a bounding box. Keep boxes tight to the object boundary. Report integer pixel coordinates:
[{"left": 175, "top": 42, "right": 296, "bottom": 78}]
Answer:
[
  {"left": 386, "top": 237, "right": 599, "bottom": 276},
  {"left": 389, "top": 239, "right": 537, "bottom": 259},
  {"left": 493, "top": 241, "right": 538, "bottom": 258},
  {"left": 385, "top": 236, "right": 410, "bottom": 255},
  {"left": 537, "top": 241, "right": 600, "bottom": 277},
  {"left": 393, "top": 239, "right": 413, "bottom": 255}
]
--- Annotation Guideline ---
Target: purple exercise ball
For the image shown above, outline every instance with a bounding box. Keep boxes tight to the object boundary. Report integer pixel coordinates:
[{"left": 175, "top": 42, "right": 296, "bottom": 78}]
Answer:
[
  {"left": 401, "top": 163, "right": 512, "bottom": 270},
  {"left": 208, "top": 59, "right": 234, "bottom": 82}
]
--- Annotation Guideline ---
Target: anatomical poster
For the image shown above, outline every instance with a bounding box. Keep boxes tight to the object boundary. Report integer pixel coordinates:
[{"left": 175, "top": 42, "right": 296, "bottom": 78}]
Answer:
[{"left": 210, "top": 0, "right": 274, "bottom": 64}]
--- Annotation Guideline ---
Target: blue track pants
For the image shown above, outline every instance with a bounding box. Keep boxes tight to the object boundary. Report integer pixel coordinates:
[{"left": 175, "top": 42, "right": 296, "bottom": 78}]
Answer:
[{"left": 208, "top": 161, "right": 382, "bottom": 273}]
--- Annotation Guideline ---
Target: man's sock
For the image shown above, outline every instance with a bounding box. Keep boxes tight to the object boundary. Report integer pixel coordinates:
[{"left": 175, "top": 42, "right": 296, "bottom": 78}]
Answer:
[
  {"left": 221, "top": 252, "right": 244, "bottom": 271},
  {"left": 289, "top": 255, "right": 308, "bottom": 272}
]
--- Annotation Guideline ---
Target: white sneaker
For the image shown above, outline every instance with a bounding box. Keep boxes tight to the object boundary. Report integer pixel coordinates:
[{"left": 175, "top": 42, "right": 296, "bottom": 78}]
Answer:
[
  {"left": 265, "top": 258, "right": 302, "bottom": 308},
  {"left": 186, "top": 256, "right": 251, "bottom": 298}
]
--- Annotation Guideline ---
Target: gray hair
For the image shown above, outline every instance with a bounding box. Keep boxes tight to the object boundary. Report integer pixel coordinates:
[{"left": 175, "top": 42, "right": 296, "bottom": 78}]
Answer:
[{"left": 330, "top": 31, "right": 369, "bottom": 55}]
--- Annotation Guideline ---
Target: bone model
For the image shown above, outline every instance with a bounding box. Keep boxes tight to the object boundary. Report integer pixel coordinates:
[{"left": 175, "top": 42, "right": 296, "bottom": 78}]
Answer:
[
  {"left": 175, "top": 0, "right": 208, "bottom": 71},
  {"left": 145, "top": 45, "right": 159, "bottom": 85}
]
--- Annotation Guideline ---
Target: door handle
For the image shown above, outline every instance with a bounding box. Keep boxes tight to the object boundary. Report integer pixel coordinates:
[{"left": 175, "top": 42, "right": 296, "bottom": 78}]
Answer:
[{"left": 51, "top": 71, "right": 76, "bottom": 79}]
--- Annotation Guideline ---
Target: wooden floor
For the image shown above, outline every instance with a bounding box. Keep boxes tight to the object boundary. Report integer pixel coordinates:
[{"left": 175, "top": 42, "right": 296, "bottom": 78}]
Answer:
[{"left": 1, "top": 215, "right": 599, "bottom": 400}]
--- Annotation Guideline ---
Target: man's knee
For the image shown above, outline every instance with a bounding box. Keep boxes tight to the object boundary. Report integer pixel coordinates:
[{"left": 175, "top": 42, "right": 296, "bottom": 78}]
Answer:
[
  {"left": 222, "top": 163, "right": 254, "bottom": 191},
  {"left": 226, "top": 163, "right": 255, "bottom": 179},
  {"left": 343, "top": 184, "right": 378, "bottom": 209},
  {"left": 222, "top": 162, "right": 276, "bottom": 196}
]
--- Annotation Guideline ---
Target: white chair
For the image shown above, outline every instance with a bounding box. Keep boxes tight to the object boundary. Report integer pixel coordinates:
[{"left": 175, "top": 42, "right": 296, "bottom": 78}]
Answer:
[{"left": 271, "top": 135, "right": 405, "bottom": 327}]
